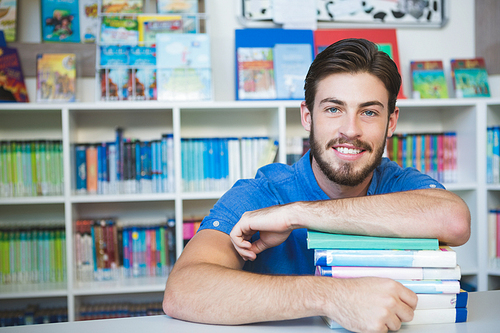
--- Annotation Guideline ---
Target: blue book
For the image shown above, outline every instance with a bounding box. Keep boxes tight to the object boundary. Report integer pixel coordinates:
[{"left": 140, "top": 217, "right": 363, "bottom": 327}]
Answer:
[
  {"left": 75, "top": 144, "right": 87, "bottom": 193},
  {"left": 493, "top": 126, "right": 500, "bottom": 183},
  {"left": 273, "top": 43, "right": 312, "bottom": 100},
  {"left": 41, "top": 0, "right": 81, "bottom": 43},
  {"left": 487, "top": 127, "right": 493, "bottom": 183},
  {"left": 314, "top": 246, "right": 456, "bottom": 268},
  {"left": 129, "top": 46, "right": 156, "bottom": 66},
  {"left": 100, "top": 46, "right": 130, "bottom": 66}
]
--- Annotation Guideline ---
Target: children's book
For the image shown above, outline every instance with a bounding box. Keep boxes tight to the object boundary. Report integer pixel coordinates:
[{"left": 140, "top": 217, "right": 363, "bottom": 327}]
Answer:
[
  {"left": 157, "top": 0, "right": 198, "bottom": 14},
  {"left": 307, "top": 230, "right": 439, "bottom": 250},
  {"left": 79, "top": 0, "right": 98, "bottom": 43},
  {"left": 273, "top": 43, "right": 312, "bottom": 100},
  {"left": 100, "top": 45, "right": 129, "bottom": 66},
  {"left": 314, "top": 246, "right": 456, "bottom": 268},
  {"left": 36, "top": 53, "right": 76, "bottom": 102},
  {"left": 101, "top": 0, "right": 143, "bottom": 13},
  {"left": 0, "top": 46, "right": 29, "bottom": 102},
  {"left": 41, "top": 0, "right": 81, "bottom": 43},
  {"left": 100, "top": 16, "right": 139, "bottom": 44},
  {"left": 315, "top": 265, "right": 461, "bottom": 280},
  {"left": 129, "top": 46, "right": 156, "bottom": 66},
  {"left": 451, "top": 58, "right": 491, "bottom": 98},
  {"left": 323, "top": 307, "right": 467, "bottom": 329},
  {"left": 156, "top": 33, "right": 211, "bottom": 101},
  {"left": 138, "top": 14, "right": 182, "bottom": 45},
  {"left": 410, "top": 60, "right": 448, "bottom": 99},
  {"left": 0, "top": 0, "right": 17, "bottom": 42},
  {"left": 237, "top": 47, "right": 276, "bottom": 100}
]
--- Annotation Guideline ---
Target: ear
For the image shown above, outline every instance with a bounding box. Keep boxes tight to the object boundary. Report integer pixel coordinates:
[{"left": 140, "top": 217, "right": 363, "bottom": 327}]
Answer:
[
  {"left": 300, "top": 101, "right": 312, "bottom": 132},
  {"left": 387, "top": 107, "right": 399, "bottom": 138}
]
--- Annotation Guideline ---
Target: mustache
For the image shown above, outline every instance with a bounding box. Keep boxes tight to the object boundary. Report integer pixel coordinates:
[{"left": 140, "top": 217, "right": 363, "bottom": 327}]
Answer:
[{"left": 325, "top": 138, "right": 372, "bottom": 152}]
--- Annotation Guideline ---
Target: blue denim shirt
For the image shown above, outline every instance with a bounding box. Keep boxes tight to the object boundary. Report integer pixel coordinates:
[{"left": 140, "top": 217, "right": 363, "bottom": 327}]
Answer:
[{"left": 199, "top": 150, "right": 445, "bottom": 275}]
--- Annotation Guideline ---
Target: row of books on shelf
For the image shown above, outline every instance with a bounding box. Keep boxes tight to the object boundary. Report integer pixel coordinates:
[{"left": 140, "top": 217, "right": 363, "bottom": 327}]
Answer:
[
  {"left": 0, "top": 224, "right": 66, "bottom": 285},
  {"left": 75, "top": 129, "right": 174, "bottom": 195},
  {"left": 0, "top": 305, "right": 67, "bottom": 327},
  {"left": 306, "top": 231, "right": 468, "bottom": 328},
  {"left": 488, "top": 209, "right": 500, "bottom": 269},
  {"left": 0, "top": 140, "right": 64, "bottom": 198},
  {"left": 487, "top": 126, "right": 500, "bottom": 184},
  {"left": 75, "top": 218, "right": 176, "bottom": 282},
  {"left": 78, "top": 301, "right": 163, "bottom": 321},
  {"left": 39, "top": 0, "right": 200, "bottom": 44},
  {"left": 180, "top": 136, "right": 278, "bottom": 192},
  {"left": 387, "top": 132, "right": 458, "bottom": 184}
]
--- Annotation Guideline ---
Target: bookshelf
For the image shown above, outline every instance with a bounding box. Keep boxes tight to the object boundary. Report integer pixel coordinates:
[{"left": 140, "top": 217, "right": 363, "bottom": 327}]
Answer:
[{"left": 0, "top": 98, "right": 498, "bottom": 321}]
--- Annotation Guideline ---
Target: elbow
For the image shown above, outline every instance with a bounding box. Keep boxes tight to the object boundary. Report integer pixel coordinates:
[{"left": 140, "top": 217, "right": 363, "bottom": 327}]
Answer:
[
  {"left": 162, "top": 277, "right": 185, "bottom": 320},
  {"left": 443, "top": 198, "right": 471, "bottom": 247}
]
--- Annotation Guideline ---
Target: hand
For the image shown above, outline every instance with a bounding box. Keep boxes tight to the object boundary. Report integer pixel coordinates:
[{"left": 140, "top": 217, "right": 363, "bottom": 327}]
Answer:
[
  {"left": 323, "top": 277, "right": 417, "bottom": 333},
  {"left": 230, "top": 205, "right": 294, "bottom": 261}
]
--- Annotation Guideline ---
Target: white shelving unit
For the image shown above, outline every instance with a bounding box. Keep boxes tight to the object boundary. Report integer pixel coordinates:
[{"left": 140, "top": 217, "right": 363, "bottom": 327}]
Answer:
[{"left": 0, "top": 98, "right": 498, "bottom": 320}]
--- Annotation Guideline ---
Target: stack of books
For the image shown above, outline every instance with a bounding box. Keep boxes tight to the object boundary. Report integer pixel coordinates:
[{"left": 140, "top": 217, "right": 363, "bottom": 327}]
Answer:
[{"left": 307, "top": 231, "right": 468, "bottom": 328}]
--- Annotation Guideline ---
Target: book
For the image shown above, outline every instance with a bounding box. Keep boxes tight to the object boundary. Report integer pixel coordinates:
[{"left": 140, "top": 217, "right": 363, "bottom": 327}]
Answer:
[
  {"left": 451, "top": 58, "right": 491, "bottom": 98},
  {"left": 410, "top": 60, "right": 448, "bottom": 99},
  {"left": 273, "top": 43, "right": 312, "bottom": 100},
  {"left": 416, "top": 290, "right": 468, "bottom": 310},
  {"left": 307, "top": 231, "right": 439, "bottom": 250},
  {"left": 323, "top": 307, "right": 467, "bottom": 329},
  {"left": 41, "top": 0, "right": 81, "bottom": 43},
  {"left": 237, "top": 47, "right": 276, "bottom": 100},
  {"left": 36, "top": 53, "right": 76, "bottom": 102},
  {"left": 101, "top": 0, "right": 143, "bottom": 13},
  {"left": 316, "top": 265, "right": 461, "bottom": 280},
  {"left": 79, "top": 0, "right": 98, "bottom": 43},
  {"left": 138, "top": 14, "right": 183, "bottom": 45},
  {"left": 156, "top": 33, "right": 211, "bottom": 101},
  {"left": 100, "top": 16, "right": 139, "bottom": 44},
  {"left": 314, "top": 246, "right": 456, "bottom": 268},
  {"left": 0, "top": 46, "right": 29, "bottom": 102},
  {"left": 0, "top": 0, "right": 17, "bottom": 42},
  {"left": 157, "top": 0, "right": 198, "bottom": 14}
]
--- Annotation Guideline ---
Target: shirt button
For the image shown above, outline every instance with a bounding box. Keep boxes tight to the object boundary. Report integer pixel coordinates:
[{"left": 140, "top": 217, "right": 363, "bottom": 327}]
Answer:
[{"left": 213, "top": 221, "right": 220, "bottom": 227}]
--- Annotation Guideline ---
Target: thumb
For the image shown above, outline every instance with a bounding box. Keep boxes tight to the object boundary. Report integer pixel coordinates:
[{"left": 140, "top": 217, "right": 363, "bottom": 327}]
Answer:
[{"left": 249, "top": 238, "right": 270, "bottom": 256}]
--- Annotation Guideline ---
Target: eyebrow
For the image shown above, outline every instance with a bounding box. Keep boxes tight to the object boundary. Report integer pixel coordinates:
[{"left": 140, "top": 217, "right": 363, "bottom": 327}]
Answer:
[{"left": 319, "top": 98, "right": 385, "bottom": 108}]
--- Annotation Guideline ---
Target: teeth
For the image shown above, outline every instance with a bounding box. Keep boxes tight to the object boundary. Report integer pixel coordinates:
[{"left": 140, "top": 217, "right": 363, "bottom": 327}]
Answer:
[{"left": 336, "top": 147, "right": 362, "bottom": 154}]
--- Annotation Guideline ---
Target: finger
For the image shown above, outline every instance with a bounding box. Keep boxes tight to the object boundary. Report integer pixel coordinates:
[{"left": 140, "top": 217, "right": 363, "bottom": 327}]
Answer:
[
  {"left": 385, "top": 315, "right": 402, "bottom": 332},
  {"left": 249, "top": 238, "right": 270, "bottom": 256},
  {"left": 399, "top": 287, "right": 418, "bottom": 310},
  {"left": 395, "top": 302, "right": 415, "bottom": 324}
]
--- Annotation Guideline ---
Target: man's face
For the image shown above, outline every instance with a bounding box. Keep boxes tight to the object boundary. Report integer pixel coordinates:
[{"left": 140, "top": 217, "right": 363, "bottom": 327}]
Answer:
[{"left": 301, "top": 72, "right": 398, "bottom": 188}]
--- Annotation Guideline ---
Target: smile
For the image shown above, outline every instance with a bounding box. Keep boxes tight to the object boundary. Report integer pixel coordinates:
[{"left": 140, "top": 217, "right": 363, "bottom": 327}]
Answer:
[{"left": 334, "top": 147, "right": 363, "bottom": 155}]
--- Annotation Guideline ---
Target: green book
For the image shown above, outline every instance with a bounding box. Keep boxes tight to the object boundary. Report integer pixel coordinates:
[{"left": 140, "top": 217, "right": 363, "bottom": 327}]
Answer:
[{"left": 307, "top": 231, "right": 439, "bottom": 250}]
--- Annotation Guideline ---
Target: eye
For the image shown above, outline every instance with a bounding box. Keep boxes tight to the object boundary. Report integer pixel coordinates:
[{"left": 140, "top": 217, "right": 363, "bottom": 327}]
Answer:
[
  {"left": 327, "top": 107, "right": 340, "bottom": 114},
  {"left": 363, "top": 110, "right": 377, "bottom": 117}
]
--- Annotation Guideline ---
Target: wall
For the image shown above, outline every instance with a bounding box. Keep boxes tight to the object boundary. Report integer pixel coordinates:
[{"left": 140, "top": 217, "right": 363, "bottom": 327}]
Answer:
[{"left": 17, "top": 0, "right": 483, "bottom": 102}]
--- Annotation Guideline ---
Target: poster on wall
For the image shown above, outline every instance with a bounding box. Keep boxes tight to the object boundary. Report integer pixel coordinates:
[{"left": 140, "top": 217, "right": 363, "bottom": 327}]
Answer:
[{"left": 241, "top": 0, "right": 446, "bottom": 28}]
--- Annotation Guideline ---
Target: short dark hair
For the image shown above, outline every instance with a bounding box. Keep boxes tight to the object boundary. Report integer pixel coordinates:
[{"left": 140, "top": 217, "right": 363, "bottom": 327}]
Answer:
[{"left": 304, "top": 38, "right": 401, "bottom": 115}]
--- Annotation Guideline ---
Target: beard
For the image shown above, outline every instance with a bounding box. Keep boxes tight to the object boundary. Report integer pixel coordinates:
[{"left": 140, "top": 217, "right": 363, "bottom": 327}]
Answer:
[{"left": 309, "top": 123, "right": 387, "bottom": 187}]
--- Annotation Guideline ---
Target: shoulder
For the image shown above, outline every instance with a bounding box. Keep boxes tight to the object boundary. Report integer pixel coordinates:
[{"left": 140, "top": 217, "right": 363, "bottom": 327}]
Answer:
[{"left": 370, "top": 158, "right": 445, "bottom": 194}]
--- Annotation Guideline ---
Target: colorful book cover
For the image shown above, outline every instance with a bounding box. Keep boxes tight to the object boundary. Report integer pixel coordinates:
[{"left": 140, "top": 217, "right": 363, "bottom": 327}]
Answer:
[
  {"left": 0, "top": 46, "right": 29, "bottom": 102},
  {"left": 79, "top": 0, "right": 98, "bottom": 43},
  {"left": 137, "top": 14, "right": 182, "bottom": 45},
  {"left": 410, "top": 60, "right": 448, "bottom": 99},
  {"left": 273, "top": 43, "right": 312, "bottom": 100},
  {"left": 101, "top": 0, "right": 143, "bottom": 13},
  {"left": 129, "top": 46, "right": 156, "bottom": 66},
  {"left": 451, "top": 58, "right": 491, "bottom": 98},
  {"left": 0, "top": 0, "right": 17, "bottom": 42},
  {"left": 156, "top": 33, "right": 211, "bottom": 101},
  {"left": 314, "top": 246, "right": 457, "bottom": 268},
  {"left": 237, "top": 47, "right": 276, "bottom": 100},
  {"left": 100, "top": 16, "right": 139, "bottom": 44},
  {"left": 100, "top": 45, "right": 129, "bottom": 66},
  {"left": 157, "top": 0, "right": 198, "bottom": 14},
  {"left": 307, "top": 230, "right": 439, "bottom": 250},
  {"left": 41, "top": 0, "right": 81, "bottom": 43},
  {"left": 315, "top": 265, "right": 461, "bottom": 280},
  {"left": 36, "top": 53, "right": 76, "bottom": 102}
]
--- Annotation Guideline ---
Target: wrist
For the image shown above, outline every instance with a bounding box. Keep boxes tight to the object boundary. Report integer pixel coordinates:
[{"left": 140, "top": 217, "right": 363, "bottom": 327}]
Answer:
[{"left": 287, "top": 201, "right": 310, "bottom": 230}]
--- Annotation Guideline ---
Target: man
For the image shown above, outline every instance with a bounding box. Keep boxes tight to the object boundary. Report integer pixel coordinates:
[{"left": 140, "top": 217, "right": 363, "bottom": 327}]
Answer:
[{"left": 163, "top": 38, "right": 470, "bottom": 333}]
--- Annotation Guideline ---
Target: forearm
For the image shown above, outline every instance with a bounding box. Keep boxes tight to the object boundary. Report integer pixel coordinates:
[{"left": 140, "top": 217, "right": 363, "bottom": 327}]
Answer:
[
  {"left": 164, "top": 262, "right": 322, "bottom": 324},
  {"left": 291, "top": 189, "right": 470, "bottom": 246}
]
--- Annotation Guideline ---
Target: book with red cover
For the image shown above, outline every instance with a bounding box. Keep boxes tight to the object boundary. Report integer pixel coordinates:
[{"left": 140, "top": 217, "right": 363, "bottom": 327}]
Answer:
[{"left": 0, "top": 46, "right": 29, "bottom": 102}]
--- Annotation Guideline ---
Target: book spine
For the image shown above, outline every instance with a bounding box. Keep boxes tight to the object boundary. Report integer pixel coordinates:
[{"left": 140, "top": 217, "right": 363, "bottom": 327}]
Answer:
[
  {"left": 316, "top": 265, "right": 461, "bottom": 280},
  {"left": 86, "top": 144, "right": 98, "bottom": 194},
  {"left": 416, "top": 291, "right": 468, "bottom": 309},
  {"left": 405, "top": 308, "right": 467, "bottom": 325},
  {"left": 397, "top": 279, "right": 461, "bottom": 294},
  {"left": 314, "top": 248, "right": 456, "bottom": 268}
]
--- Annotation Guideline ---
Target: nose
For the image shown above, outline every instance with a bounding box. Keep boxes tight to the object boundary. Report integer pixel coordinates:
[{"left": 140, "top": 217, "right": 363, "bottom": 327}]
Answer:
[{"left": 338, "top": 113, "right": 362, "bottom": 139}]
